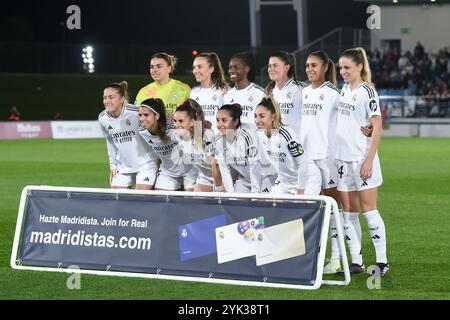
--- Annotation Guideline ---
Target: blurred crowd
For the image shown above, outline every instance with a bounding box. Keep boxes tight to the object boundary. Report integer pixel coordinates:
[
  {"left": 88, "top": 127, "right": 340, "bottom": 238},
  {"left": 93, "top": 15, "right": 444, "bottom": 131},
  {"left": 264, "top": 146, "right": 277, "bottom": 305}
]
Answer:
[
  {"left": 367, "top": 42, "right": 450, "bottom": 117},
  {"left": 368, "top": 42, "right": 450, "bottom": 95}
]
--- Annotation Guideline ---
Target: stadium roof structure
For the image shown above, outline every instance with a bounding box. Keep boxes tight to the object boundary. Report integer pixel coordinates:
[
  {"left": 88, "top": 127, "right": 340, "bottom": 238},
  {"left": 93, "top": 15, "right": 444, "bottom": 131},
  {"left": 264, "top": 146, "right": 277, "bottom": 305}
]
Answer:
[{"left": 354, "top": 0, "right": 450, "bottom": 5}]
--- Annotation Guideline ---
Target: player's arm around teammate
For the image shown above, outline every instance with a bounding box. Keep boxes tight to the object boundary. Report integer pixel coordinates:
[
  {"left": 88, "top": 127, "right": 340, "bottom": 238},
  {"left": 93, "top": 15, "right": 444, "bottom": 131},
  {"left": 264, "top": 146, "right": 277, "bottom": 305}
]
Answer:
[
  {"left": 254, "top": 96, "right": 303, "bottom": 195},
  {"left": 138, "top": 98, "right": 197, "bottom": 191},
  {"left": 214, "top": 104, "right": 275, "bottom": 193},
  {"left": 98, "top": 81, "right": 158, "bottom": 190},
  {"left": 335, "top": 47, "right": 389, "bottom": 276},
  {"left": 173, "top": 99, "right": 216, "bottom": 192}
]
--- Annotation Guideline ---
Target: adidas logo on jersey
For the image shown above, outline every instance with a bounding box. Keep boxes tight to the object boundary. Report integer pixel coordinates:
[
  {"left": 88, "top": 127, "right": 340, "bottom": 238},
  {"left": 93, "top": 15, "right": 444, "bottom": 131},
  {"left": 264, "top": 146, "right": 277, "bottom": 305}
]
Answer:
[
  {"left": 108, "top": 125, "right": 113, "bottom": 130},
  {"left": 144, "top": 177, "right": 150, "bottom": 182},
  {"left": 328, "top": 179, "right": 335, "bottom": 185},
  {"left": 195, "top": 96, "right": 199, "bottom": 101},
  {"left": 361, "top": 181, "right": 368, "bottom": 187}
]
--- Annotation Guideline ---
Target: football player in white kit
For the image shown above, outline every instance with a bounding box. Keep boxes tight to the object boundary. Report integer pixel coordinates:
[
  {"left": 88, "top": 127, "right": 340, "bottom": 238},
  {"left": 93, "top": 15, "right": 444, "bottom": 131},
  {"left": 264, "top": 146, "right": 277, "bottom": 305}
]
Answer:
[
  {"left": 190, "top": 52, "right": 228, "bottom": 132},
  {"left": 138, "top": 98, "right": 197, "bottom": 191},
  {"left": 223, "top": 51, "right": 266, "bottom": 130},
  {"left": 214, "top": 103, "right": 277, "bottom": 193},
  {"left": 266, "top": 51, "right": 306, "bottom": 137},
  {"left": 98, "top": 81, "right": 158, "bottom": 190},
  {"left": 335, "top": 47, "right": 389, "bottom": 276},
  {"left": 173, "top": 99, "right": 216, "bottom": 192},
  {"left": 254, "top": 96, "right": 306, "bottom": 195}
]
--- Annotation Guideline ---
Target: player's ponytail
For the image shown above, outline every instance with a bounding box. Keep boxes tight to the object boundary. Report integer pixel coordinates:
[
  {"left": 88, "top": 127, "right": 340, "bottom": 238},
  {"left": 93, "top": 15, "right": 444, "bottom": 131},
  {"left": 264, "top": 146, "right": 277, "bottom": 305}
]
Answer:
[
  {"left": 197, "top": 52, "right": 228, "bottom": 90},
  {"left": 257, "top": 96, "right": 284, "bottom": 129},
  {"left": 340, "top": 47, "right": 373, "bottom": 85},
  {"left": 151, "top": 52, "right": 178, "bottom": 74},
  {"left": 308, "top": 51, "right": 337, "bottom": 85},
  {"left": 266, "top": 51, "right": 298, "bottom": 95},
  {"left": 104, "top": 81, "right": 129, "bottom": 103}
]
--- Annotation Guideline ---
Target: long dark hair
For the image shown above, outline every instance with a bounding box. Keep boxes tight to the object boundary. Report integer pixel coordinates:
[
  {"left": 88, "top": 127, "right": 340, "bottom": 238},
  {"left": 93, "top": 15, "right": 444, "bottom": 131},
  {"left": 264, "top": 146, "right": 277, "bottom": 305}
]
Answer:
[
  {"left": 308, "top": 51, "right": 337, "bottom": 85},
  {"left": 219, "top": 103, "right": 243, "bottom": 129},
  {"left": 266, "top": 51, "right": 298, "bottom": 95},
  {"left": 195, "top": 52, "right": 228, "bottom": 89},
  {"left": 140, "top": 98, "right": 168, "bottom": 142}
]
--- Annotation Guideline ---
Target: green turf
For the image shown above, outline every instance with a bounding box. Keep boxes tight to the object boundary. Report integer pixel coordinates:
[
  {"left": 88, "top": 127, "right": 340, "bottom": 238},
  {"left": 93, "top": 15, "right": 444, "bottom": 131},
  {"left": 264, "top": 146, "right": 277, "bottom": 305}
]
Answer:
[{"left": 0, "top": 137, "right": 449, "bottom": 299}]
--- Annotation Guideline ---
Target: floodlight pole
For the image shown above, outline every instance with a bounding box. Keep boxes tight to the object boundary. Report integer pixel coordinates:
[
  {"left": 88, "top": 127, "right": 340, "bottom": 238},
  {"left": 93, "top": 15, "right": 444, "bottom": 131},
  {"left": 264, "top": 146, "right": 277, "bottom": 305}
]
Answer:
[{"left": 249, "top": 0, "right": 308, "bottom": 50}]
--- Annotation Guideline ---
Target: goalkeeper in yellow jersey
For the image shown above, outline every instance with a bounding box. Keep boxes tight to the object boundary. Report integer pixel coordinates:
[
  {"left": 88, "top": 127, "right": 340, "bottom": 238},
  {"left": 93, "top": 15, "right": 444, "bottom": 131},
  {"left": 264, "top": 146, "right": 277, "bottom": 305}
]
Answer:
[{"left": 135, "top": 53, "right": 191, "bottom": 123}]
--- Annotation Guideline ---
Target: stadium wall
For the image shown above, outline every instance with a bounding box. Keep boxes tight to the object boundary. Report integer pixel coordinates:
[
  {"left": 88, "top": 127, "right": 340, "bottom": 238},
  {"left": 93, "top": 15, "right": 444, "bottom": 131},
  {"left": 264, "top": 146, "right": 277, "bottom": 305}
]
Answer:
[{"left": 370, "top": 4, "right": 450, "bottom": 52}]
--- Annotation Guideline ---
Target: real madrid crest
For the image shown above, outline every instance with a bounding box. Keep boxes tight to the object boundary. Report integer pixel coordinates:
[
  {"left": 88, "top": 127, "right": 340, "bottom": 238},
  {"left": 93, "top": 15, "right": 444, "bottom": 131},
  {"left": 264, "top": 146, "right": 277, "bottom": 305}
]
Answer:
[
  {"left": 287, "top": 91, "right": 292, "bottom": 99},
  {"left": 352, "top": 94, "right": 357, "bottom": 102},
  {"left": 213, "top": 94, "right": 217, "bottom": 101},
  {"left": 248, "top": 95, "right": 254, "bottom": 102},
  {"left": 319, "top": 93, "right": 324, "bottom": 101},
  {"left": 126, "top": 119, "right": 131, "bottom": 126}
]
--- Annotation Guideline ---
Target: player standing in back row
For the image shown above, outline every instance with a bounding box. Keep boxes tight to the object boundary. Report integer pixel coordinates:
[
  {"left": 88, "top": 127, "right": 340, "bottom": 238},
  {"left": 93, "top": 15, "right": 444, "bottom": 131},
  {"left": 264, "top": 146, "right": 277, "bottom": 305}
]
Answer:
[
  {"left": 223, "top": 51, "right": 266, "bottom": 130},
  {"left": 190, "top": 52, "right": 228, "bottom": 132},
  {"left": 335, "top": 47, "right": 389, "bottom": 276},
  {"left": 266, "top": 51, "right": 306, "bottom": 137},
  {"left": 135, "top": 53, "right": 190, "bottom": 122}
]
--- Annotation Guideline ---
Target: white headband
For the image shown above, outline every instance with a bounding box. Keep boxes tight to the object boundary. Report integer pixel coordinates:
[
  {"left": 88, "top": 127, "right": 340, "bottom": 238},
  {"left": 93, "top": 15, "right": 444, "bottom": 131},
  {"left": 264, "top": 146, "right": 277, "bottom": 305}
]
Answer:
[{"left": 139, "top": 104, "right": 160, "bottom": 116}]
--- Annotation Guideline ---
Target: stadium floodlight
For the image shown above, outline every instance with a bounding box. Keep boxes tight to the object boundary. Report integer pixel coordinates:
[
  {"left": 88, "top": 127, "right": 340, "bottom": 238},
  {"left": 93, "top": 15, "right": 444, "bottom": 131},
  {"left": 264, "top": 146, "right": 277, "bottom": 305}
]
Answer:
[{"left": 82, "top": 45, "right": 95, "bottom": 74}]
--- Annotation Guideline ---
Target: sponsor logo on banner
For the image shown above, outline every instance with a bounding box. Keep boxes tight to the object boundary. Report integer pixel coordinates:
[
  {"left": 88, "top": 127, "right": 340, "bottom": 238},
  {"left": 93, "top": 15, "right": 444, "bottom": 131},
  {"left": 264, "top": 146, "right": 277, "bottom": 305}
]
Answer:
[
  {"left": 0, "top": 121, "right": 53, "bottom": 140},
  {"left": 51, "top": 121, "right": 103, "bottom": 139}
]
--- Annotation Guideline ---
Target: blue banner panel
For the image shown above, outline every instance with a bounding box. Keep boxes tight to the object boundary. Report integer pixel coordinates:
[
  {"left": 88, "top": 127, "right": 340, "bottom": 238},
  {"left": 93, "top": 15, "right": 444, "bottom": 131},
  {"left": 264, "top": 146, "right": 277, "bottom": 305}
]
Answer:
[{"left": 19, "top": 191, "right": 324, "bottom": 285}]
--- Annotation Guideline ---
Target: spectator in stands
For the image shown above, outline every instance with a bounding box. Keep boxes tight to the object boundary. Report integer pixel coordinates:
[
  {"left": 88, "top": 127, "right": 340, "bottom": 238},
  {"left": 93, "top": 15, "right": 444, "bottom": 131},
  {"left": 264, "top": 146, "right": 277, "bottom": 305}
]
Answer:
[
  {"left": 7, "top": 106, "right": 20, "bottom": 121},
  {"left": 414, "top": 42, "right": 425, "bottom": 60},
  {"left": 54, "top": 112, "right": 62, "bottom": 120}
]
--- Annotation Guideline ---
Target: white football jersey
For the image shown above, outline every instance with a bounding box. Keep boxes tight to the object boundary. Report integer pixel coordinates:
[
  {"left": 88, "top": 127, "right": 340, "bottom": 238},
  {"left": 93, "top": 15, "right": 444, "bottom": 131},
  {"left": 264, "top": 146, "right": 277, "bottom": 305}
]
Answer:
[
  {"left": 257, "top": 126, "right": 305, "bottom": 188},
  {"left": 223, "top": 82, "right": 266, "bottom": 129},
  {"left": 300, "top": 81, "right": 340, "bottom": 160},
  {"left": 139, "top": 127, "right": 194, "bottom": 177},
  {"left": 271, "top": 78, "right": 306, "bottom": 136},
  {"left": 190, "top": 85, "right": 226, "bottom": 132},
  {"left": 335, "top": 82, "right": 381, "bottom": 162},
  {"left": 174, "top": 128, "right": 215, "bottom": 180},
  {"left": 215, "top": 127, "right": 276, "bottom": 193},
  {"left": 98, "top": 104, "right": 157, "bottom": 173}
]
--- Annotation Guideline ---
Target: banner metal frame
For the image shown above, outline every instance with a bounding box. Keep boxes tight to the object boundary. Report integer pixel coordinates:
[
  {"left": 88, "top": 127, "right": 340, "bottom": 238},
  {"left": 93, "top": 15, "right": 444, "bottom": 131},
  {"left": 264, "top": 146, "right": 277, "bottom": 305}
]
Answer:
[{"left": 11, "top": 185, "right": 350, "bottom": 290}]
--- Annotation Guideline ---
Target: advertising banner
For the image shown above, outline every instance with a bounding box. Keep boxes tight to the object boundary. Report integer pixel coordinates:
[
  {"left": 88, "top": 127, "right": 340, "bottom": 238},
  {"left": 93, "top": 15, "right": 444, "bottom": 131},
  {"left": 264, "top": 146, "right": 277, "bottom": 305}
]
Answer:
[
  {"left": 13, "top": 187, "right": 346, "bottom": 289},
  {"left": 50, "top": 121, "right": 103, "bottom": 139},
  {"left": 0, "top": 121, "right": 53, "bottom": 140}
]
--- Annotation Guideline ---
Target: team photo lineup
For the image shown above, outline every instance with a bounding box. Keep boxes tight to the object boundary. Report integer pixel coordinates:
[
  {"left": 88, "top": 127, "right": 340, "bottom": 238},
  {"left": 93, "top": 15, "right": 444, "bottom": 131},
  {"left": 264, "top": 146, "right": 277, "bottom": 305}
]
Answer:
[{"left": 99, "top": 48, "right": 389, "bottom": 277}]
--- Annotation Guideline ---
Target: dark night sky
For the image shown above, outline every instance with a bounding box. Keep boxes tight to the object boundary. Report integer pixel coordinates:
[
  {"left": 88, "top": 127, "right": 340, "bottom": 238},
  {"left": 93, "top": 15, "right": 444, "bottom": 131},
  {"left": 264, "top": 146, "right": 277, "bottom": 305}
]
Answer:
[{"left": 0, "top": 0, "right": 367, "bottom": 46}]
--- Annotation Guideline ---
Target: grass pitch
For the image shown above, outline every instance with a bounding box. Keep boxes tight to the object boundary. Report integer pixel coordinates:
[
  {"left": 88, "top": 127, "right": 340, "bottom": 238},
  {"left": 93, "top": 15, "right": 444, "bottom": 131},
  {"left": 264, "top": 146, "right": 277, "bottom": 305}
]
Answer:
[{"left": 0, "top": 137, "right": 449, "bottom": 299}]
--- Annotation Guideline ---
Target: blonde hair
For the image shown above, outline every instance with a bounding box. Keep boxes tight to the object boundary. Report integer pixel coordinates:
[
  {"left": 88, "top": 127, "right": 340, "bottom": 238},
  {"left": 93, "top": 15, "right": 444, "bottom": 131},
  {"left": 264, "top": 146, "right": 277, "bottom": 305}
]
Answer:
[
  {"left": 256, "top": 96, "right": 284, "bottom": 129},
  {"left": 340, "top": 47, "right": 373, "bottom": 85}
]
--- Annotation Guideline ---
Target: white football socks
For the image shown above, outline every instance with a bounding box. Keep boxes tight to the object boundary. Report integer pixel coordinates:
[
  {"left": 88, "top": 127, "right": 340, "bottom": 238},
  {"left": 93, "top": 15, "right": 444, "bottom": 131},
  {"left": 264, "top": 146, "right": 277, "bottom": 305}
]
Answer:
[
  {"left": 329, "top": 209, "right": 342, "bottom": 261},
  {"left": 343, "top": 211, "right": 363, "bottom": 265},
  {"left": 363, "top": 210, "right": 388, "bottom": 264}
]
